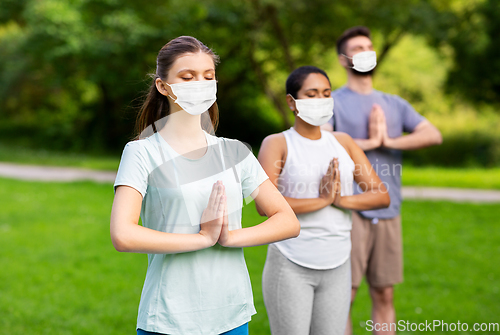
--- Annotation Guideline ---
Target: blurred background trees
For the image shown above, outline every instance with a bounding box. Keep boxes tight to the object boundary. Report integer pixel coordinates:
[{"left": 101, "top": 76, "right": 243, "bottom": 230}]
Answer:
[{"left": 0, "top": 0, "right": 498, "bottom": 166}]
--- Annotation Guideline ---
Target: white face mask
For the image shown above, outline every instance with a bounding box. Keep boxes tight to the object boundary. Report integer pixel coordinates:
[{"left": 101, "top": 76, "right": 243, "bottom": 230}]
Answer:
[
  {"left": 344, "top": 51, "right": 377, "bottom": 72},
  {"left": 166, "top": 80, "right": 217, "bottom": 115},
  {"left": 291, "top": 96, "right": 334, "bottom": 127}
]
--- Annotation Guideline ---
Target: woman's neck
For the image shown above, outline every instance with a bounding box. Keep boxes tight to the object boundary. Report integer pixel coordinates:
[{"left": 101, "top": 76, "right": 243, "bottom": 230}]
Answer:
[
  {"left": 161, "top": 111, "right": 202, "bottom": 138},
  {"left": 158, "top": 108, "right": 207, "bottom": 158},
  {"left": 293, "top": 118, "right": 322, "bottom": 140}
]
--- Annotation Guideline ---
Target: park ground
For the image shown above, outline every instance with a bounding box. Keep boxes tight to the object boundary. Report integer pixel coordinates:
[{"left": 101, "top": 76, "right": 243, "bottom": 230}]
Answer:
[{"left": 0, "top": 151, "right": 499, "bottom": 334}]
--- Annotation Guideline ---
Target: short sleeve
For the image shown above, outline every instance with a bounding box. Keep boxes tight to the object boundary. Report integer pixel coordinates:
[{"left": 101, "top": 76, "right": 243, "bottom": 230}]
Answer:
[
  {"left": 238, "top": 152, "right": 269, "bottom": 199},
  {"left": 113, "top": 141, "right": 149, "bottom": 198},
  {"left": 396, "top": 96, "right": 426, "bottom": 133}
]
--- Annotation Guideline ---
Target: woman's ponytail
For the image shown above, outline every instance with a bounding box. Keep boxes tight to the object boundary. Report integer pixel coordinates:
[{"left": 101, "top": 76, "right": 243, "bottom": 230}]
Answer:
[{"left": 135, "top": 77, "right": 170, "bottom": 139}]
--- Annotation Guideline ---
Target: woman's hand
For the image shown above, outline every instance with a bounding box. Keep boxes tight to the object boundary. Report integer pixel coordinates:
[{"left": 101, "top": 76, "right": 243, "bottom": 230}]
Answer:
[
  {"left": 368, "top": 103, "right": 387, "bottom": 148},
  {"left": 217, "top": 179, "right": 300, "bottom": 248},
  {"left": 199, "top": 180, "right": 226, "bottom": 247},
  {"left": 319, "top": 158, "right": 337, "bottom": 205},
  {"left": 330, "top": 132, "right": 391, "bottom": 211},
  {"left": 217, "top": 200, "right": 230, "bottom": 247},
  {"left": 331, "top": 158, "right": 343, "bottom": 208}
]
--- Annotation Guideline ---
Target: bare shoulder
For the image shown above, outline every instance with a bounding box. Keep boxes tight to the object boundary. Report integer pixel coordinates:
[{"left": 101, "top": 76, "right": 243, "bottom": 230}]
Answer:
[
  {"left": 259, "top": 133, "right": 288, "bottom": 168},
  {"left": 261, "top": 133, "right": 286, "bottom": 151},
  {"left": 331, "top": 131, "right": 354, "bottom": 154}
]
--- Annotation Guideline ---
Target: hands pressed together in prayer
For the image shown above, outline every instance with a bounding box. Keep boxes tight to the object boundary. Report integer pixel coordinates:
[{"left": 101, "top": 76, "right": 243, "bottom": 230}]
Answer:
[
  {"left": 369, "top": 103, "right": 391, "bottom": 148},
  {"left": 199, "top": 180, "right": 231, "bottom": 247},
  {"left": 319, "top": 158, "right": 343, "bottom": 208}
]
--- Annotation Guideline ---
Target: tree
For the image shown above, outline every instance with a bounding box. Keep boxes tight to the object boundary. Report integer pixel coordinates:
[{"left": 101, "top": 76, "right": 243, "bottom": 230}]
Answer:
[
  {"left": 0, "top": 0, "right": 457, "bottom": 152},
  {"left": 440, "top": 0, "right": 500, "bottom": 105}
]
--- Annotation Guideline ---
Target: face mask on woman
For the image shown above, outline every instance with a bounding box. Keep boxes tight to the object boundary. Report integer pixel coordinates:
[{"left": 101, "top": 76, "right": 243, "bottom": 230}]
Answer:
[
  {"left": 290, "top": 95, "right": 334, "bottom": 127},
  {"left": 166, "top": 80, "right": 217, "bottom": 115},
  {"left": 343, "top": 50, "right": 377, "bottom": 72}
]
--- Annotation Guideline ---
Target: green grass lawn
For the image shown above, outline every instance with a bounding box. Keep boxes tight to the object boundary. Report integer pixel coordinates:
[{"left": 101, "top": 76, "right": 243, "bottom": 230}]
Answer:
[
  {"left": 0, "top": 142, "right": 120, "bottom": 171},
  {"left": 402, "top": 165, "right": 500, "bottom": 190},
  {"left": 0, "top": 178, "right": 498, "bottom": 334}
]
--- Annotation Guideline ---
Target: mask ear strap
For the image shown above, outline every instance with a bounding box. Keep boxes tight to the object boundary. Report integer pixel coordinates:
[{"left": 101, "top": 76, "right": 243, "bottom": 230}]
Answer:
[
  {"left": 341, "top": 54, "right": 355, "bottom": 69},
  {"left": 163, "top": 82, "right": 176, "bottom": 102}
]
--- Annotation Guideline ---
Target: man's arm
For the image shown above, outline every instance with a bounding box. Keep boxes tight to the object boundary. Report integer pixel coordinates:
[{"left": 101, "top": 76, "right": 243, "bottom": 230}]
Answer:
[
  {"left": 328, "top": 103, "right": 442, "bottom": 152},
  {"left": 353, "top": 138, "right": 382, "bottom": 151},
  {"left": 383, "top": 119, "right": 442, "bottom": 150}
]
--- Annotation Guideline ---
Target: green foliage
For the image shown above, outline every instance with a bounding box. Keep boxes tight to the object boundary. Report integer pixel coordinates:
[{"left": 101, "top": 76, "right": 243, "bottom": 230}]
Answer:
[
  {"left": 0, "top": 178, "right": 498, "bottom": 334},
  {"left": 1, "top": 0, "right": 498, "bottom": 168},
  {"left": 0, "top": 0, "right": 458, "bottom": 153},
  {"left": 404, "top": 129, "right": 500, "bottom": 167},
  {"left": 440, "top": 0, "right": 500, "bottom": 105},
  {"left": 0, "top": 0, "right": 159, "bottom": 151}
]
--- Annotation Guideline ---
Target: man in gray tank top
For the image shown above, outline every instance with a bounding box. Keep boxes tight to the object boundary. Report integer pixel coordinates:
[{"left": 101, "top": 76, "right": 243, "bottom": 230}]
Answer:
[{"left": 322, "top": 26, "right": 442, "bottom": 334}]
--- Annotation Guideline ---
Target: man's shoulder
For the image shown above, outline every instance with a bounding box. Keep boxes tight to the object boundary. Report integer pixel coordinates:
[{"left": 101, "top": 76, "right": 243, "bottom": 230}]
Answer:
[
  {"left": 373, "top": 89, "right": 408, "bottom": 105},
  {"left": 332, "top": 86, "right": 404, "bottom": 102},
  {"left": 332, "top": 86, "right": 350, "bottom": 98}
]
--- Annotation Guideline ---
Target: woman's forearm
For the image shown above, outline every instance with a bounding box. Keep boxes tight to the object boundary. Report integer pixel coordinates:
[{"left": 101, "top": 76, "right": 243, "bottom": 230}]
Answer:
[
  {"left": 335, "top": 189, "right": 390, "bottom": 211},
  {"left": 111, "top": 185, "right": 224, "bottom": 254},
  {"left": 221, "top": 209, "right": 300, "bottom": 248},
  {"left": 284, "top": 196, "right": 331, "bottom": 214},
  {"left": 111, "top": 222, "right": 212, "bottom": 254}
]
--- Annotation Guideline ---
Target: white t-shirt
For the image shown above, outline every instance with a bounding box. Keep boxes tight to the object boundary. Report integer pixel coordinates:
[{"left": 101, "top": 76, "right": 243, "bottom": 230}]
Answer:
[{"left": 113, "top": 130, "right": 268, "bottom": 335}]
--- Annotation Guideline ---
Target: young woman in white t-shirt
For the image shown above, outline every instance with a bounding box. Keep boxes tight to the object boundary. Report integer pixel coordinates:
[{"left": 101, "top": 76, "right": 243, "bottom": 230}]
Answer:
[
  {"left": 110, "top": 36, "right": 299, "bottom": 335},
  {"left": 257, "top": 66, "right": 390, "bottom": 335}
]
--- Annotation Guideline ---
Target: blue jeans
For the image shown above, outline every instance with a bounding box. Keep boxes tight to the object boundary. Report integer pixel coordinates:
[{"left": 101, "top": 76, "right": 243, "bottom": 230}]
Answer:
[{"left": 137, "top": 322, "right": 249, "bottom": 335}]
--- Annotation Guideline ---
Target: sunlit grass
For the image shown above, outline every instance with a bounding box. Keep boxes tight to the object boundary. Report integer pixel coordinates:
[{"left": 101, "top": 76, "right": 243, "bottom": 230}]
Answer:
[
  {"left": 402, "top": 164, "right": 500, "bottom": 190},
  {"left": 0, "top": 142, "right": 119, "bottom": 171},
  {"left": 0, "top": 178, "right": 498, "bottom": 334}
]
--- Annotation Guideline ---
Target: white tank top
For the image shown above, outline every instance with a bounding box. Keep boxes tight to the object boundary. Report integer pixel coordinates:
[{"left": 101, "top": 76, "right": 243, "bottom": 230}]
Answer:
[{"left": 273, "top": 127, "right": 355, "bottom": 269}]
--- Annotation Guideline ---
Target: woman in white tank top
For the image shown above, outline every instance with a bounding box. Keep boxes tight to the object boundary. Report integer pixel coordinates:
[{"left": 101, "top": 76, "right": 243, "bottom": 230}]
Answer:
[{"left": 257, "top": 66, "right": 390, "bottom": 335}]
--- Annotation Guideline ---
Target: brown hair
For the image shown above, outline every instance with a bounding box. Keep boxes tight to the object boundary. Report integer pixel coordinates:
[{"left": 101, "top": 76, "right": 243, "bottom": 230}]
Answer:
[
  {"left": 135, "top": 36, "right": 220, "bottom": 138},
  {"left": 336, "top": 26, "right": 371, "bottom": 55}
]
